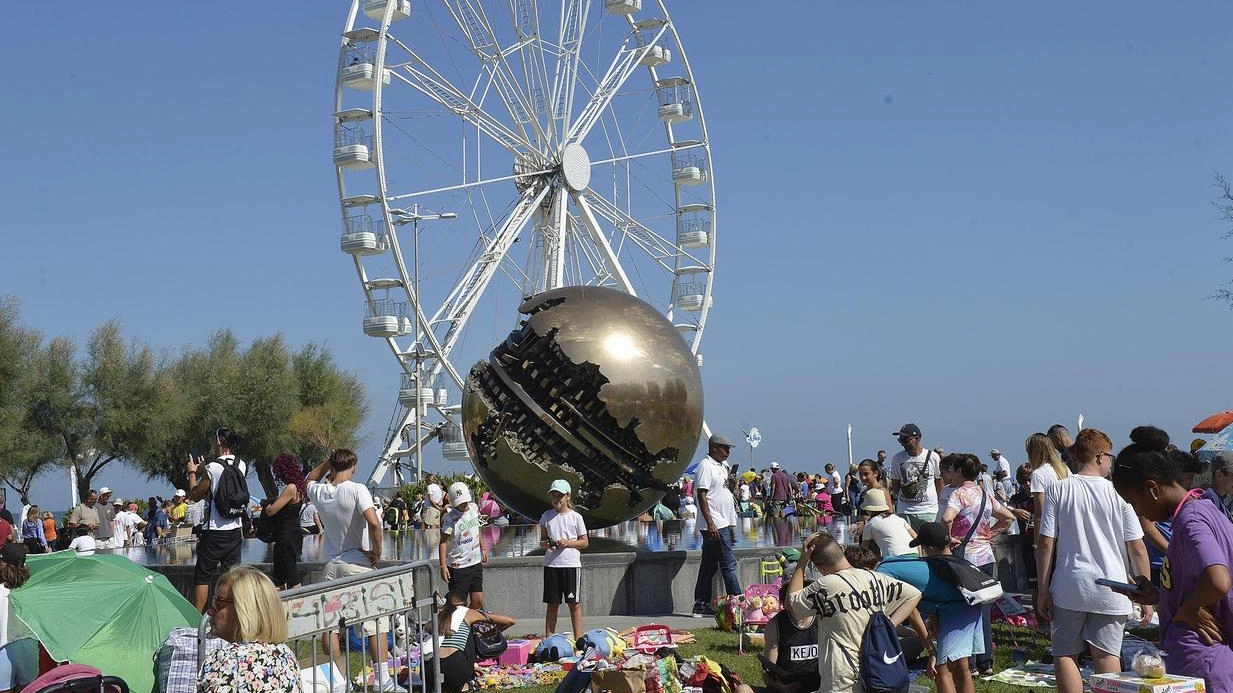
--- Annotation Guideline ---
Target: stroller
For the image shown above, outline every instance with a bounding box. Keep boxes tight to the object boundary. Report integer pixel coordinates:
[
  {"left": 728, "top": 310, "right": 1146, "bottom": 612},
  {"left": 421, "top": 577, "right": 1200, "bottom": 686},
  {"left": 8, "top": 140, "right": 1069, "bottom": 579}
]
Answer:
[{"left": 21, "top": 664, "right": 128, "bottom": 693}]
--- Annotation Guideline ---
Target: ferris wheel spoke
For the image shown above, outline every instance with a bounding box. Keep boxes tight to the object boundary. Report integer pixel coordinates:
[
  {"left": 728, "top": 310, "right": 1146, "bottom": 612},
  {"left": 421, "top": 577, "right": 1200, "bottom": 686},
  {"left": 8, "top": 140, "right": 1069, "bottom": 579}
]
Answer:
[
  {"left": 433, "top": 185, "right": 551, "bottom": 367},
  {"left": 389, "top": 61, "right": 533, "bottom": 156},
  {"left": 549, "top": 0, "right": 587, "bottom": 141},
  {"left": 565, "top": 23, "right": 669, "bottom": 146},
  {"left": 572, "top": 191, "right": 635, "bottom": 294},
  {"left": 440, "top": 1, "right": 552, "bottom": 149},
  {"left": 582, "top": 188, "right": 694, "bottom": 270}
]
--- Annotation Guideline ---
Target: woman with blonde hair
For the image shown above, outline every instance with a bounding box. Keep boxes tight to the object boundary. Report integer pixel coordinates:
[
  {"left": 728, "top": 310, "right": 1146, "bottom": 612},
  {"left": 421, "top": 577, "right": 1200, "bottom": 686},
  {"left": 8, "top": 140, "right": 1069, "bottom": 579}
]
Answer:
[
  {"left": 1025, "top": 432, "right": 1068, "bottom": 529},
  {"left": 198, "top": 566, "right": 299, "bottom": 693}
]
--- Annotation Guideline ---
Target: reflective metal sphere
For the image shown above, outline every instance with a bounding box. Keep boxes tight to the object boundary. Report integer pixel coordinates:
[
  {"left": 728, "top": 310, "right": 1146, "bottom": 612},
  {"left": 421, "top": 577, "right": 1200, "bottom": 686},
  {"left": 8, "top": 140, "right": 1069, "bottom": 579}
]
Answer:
[{"left": 462, "top": 286, "right": 704, "bottom": 528}]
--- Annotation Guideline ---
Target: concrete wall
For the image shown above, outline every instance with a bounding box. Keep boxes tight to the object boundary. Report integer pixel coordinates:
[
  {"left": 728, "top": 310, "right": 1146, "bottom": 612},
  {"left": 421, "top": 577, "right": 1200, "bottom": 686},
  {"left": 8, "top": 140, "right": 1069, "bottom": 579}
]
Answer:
[{"left": 152, "top": 534, "right": 1032, "bottom": 619}]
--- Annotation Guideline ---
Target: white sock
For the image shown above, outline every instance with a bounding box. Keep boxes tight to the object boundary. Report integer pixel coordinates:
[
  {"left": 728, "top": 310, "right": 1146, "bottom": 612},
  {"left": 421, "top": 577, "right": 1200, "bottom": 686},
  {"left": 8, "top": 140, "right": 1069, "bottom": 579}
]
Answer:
[{"left": 379, "top": 662, "right": 392, "bottom": 680}]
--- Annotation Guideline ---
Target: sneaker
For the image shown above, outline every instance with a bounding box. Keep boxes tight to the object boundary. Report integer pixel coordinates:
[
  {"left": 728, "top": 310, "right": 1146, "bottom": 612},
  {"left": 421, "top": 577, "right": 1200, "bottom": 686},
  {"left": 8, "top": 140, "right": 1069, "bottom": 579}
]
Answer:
[
  {"left": 375, "top": 677, "right": 408, "bottom": 692},
  {"left": 691, "top": 602, "right": 716, "bottom": 618}
]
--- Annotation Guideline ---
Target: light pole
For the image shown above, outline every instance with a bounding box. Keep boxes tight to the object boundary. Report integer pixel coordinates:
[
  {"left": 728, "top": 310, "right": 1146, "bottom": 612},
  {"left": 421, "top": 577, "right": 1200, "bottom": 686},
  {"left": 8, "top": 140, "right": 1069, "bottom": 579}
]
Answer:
[{"left": 391, "top": 205, "right": 458, "bottom": 481}]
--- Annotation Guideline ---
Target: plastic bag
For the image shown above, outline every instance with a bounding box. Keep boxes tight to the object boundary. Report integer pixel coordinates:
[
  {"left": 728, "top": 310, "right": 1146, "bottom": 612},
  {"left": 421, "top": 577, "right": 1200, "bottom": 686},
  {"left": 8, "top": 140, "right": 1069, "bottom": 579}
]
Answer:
[{"left": 1132, "top": 649, "right": 1166, "bottom": 679}]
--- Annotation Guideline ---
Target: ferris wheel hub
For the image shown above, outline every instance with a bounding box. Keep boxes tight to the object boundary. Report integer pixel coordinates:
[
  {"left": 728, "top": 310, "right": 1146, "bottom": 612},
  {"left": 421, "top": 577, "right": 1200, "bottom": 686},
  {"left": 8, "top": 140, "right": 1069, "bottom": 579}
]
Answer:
[{"left": 561, "top": 143, "right": 592, "bottom": 192}]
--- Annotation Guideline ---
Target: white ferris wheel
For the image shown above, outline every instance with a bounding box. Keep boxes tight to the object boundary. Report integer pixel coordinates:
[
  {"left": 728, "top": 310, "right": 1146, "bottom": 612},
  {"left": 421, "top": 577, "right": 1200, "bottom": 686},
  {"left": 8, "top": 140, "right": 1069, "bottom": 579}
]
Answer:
[{"left": 332, "top": 0, "right": 718, "bottom": 487}]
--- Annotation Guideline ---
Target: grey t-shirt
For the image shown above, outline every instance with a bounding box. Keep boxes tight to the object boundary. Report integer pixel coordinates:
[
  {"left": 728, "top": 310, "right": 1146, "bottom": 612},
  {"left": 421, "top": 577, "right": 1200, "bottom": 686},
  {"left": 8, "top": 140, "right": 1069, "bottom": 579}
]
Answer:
[{"left": 95, "top": 503, "right": 116, "bottom": 539}]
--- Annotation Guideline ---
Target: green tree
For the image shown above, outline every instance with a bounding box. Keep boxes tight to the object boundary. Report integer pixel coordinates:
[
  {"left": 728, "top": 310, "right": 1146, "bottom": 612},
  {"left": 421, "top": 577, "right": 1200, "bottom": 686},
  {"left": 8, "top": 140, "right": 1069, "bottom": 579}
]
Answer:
[
  {"left": 288, "top": 343, "right": 368, "bottom": 466},
  {"left": 0, "top": 298, "right": 60, "bottom": 505}
]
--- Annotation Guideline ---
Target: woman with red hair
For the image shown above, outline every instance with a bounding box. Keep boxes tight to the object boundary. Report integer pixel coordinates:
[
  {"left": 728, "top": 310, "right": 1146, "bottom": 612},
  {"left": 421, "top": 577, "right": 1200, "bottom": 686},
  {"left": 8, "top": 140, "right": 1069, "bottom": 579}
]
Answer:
[{"left": 264, "top": 453, "right": 307, "bottom": 589}]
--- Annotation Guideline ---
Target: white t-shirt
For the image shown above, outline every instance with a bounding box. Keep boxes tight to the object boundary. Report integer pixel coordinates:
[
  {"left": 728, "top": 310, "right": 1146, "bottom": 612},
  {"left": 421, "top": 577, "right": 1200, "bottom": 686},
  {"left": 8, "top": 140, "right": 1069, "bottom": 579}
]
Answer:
[
  {"left": 994, "top": 455, "right": 1012, "bottom": 478},
  {"left": 427, "top": 483, "right": 445, "bottom": 508},
  {"left": 442, "top": 505, "right": 483, "bottom": 568},
  {"left": 978, "top": 472, "right": 995, "bottom": 496},
  {"left": 788, "top": 568, "right": 922, "bottom": 693},
  {"left": 864, "top": 513, "right": 916, "bottom": 558},
  {"left": 69, "top": 536, "right": 97, "bottom": 555},
  {"left": 205, "top": 455, "right": 248, "bottom": 531},
  {"left": 539, "top": 508, "right": 588, "bottom": 568},
  {"left": 307, "top": 479, "right": 376, "bottom": 565},
  {"left": 936, "top": 485, "right": 957, "bottom": 521},
  {"left": 1030, "top": 464, "right": 1062, "bottom": 495},
  {"left": 888, "top": 449, "right": 940, "bottom": 517},
  {"left": 739, "top": 484, "right": 751, "bottom": 502},
  {"left": 693, "top": 456, "right": 737, "bottom": 529},
  {"left": 828, "top": 471, "right": 842, "bottom": 495},
  {"left": 299, "top": 502, "right": 319, "bottom": 529},
  {"left": 1039, "top": 474, "right": 1143, "bottom": 615}
]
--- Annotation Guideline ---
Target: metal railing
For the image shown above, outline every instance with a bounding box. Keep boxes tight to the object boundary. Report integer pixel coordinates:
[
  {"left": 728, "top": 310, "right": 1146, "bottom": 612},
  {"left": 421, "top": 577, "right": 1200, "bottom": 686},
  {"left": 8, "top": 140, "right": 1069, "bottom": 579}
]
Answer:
[
  {"left": 336, "top": 127, "right": 374, "bottom": 150},
  {"left": 198, "top": 561, "right": 442, "bottom": 693},
  {"left": 366, "top": 298, "right": 409, "bottom": 320}
]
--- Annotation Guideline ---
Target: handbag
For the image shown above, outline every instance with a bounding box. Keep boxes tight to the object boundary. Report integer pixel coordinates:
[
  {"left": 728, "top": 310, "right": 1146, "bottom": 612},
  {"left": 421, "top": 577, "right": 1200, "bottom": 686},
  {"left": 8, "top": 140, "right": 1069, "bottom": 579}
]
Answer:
[
  {"left": 469, "top": 617, "right": 508, "bottom": 659},
  {"left": 952, "top": 488, "right": 986, "bottom": 561}
]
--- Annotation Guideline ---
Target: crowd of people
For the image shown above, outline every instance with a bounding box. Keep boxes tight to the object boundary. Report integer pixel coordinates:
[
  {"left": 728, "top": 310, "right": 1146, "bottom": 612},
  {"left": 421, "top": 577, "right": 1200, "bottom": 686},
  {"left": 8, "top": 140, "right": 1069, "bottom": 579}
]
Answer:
[{"left": 685, "top": 422, "right": 1233, "bottom": 693}]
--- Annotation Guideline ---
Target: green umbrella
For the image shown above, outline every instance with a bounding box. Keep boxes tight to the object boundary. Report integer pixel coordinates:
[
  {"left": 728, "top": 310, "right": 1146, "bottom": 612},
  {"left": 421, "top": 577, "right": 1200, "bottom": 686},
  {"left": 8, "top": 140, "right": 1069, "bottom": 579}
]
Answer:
[{"left": 10, "top": 551, "right": 201, "bottom": 693}]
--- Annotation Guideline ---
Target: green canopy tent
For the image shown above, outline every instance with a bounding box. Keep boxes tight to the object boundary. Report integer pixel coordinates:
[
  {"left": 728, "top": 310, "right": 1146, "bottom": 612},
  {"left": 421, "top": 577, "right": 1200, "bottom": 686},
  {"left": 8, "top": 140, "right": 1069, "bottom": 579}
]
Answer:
[{"left": 10, "top": 551, "right": 201, "bottom": 693}]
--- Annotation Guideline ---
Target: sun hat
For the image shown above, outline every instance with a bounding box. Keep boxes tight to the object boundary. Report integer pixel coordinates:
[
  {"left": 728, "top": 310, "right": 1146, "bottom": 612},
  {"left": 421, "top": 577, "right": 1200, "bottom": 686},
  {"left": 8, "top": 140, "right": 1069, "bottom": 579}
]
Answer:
[
  {"left": 860, "top": 489, "right": 890, "bottom": 513},
  {"left": 549, "top": 479, "right": 572, "bottom": 496},
  {"left": 447, "top": 481, "right": 472, "bottom": 508}
]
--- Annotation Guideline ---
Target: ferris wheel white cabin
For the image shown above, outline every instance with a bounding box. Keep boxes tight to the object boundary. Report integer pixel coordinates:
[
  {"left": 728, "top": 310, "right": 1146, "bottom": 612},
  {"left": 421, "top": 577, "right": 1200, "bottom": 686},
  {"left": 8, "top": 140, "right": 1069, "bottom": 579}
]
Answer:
[{"left": 333, "top": 0, "right": 719, "bottom": 487}]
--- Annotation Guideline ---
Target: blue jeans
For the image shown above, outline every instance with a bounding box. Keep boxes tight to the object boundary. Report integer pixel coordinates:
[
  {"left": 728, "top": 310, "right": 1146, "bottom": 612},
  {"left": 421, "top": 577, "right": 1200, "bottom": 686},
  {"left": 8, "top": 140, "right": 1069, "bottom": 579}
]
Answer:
[{"left": 694, "top": 526, "right": 741, "bottom": 604}]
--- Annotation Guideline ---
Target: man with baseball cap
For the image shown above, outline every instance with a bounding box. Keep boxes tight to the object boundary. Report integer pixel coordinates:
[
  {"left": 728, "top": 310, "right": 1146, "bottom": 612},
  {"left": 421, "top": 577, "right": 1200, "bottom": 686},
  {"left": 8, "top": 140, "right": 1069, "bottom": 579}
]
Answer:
[
  {"left": 169, "top": 489, "right": 188, "bottom": 526},
  {"left": 692, "top": 433, "right": 741, "bottom": 617},
  {"left": 94, "top": 487, "right": 117, "bottom": 549},
  {"left": 888, "top": 424, "right": 943, "bottom": 531},
  {"left": 768, "top": 461, "right": 793, "bottom": 518},
  {"left": 440, "top": 481, "right": 488, "bottom": 609}
]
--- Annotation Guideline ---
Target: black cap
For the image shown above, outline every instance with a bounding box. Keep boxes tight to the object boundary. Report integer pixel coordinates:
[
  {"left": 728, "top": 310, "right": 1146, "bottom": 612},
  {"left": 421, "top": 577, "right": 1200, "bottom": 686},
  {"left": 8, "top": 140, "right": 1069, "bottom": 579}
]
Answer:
[
  {"left": 893, "top": 423, "right": 922, "bottom": 439},
  {"left": 0, "top": 543, "right": 27, "bottom": 568},
  {"left": 909, "top": 522, "right": 951, "bottom": 549}
]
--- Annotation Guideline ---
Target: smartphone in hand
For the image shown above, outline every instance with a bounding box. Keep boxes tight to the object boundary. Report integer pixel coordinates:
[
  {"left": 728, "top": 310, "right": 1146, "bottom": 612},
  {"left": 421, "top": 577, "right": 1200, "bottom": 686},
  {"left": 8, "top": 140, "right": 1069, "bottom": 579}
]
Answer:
[{"left": 1095, "top": 577, "right": 1145, "bottom": 593}]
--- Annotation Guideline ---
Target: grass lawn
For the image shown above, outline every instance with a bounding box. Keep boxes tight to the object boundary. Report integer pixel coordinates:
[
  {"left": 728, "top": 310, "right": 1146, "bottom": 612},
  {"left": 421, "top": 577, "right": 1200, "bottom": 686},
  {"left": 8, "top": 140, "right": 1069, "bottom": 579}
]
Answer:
[{"left": 508, "top": 622, "right": 1070, "bottom": 693}]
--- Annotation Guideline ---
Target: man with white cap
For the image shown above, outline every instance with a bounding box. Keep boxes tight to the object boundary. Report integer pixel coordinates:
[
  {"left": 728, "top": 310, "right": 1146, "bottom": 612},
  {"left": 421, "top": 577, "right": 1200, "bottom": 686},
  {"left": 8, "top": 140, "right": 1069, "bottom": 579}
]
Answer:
[
  {"left": 440, "top": 481, "right": 488, "bottom": 609},
  {"left": 169, "top": 489, "right": 188, "bottom": 526},
  {"left": 691, "top": 433, "right": 741, "bottom": 617},
  {"left": 990, "top": 449, "right": 1012, "bottom": 479},
  {"left": 768, "top": 461, "right": 793, "bottom": 518},
  {"left": 94, "top": 487, "right": 117, "bottom": 549}
]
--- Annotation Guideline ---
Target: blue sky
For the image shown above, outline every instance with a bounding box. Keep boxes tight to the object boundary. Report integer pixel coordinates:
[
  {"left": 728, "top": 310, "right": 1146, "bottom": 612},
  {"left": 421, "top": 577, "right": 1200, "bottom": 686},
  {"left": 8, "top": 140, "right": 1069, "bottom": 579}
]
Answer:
[{"left": 3, "top": 2, "right": 1233, "bottom": 510}]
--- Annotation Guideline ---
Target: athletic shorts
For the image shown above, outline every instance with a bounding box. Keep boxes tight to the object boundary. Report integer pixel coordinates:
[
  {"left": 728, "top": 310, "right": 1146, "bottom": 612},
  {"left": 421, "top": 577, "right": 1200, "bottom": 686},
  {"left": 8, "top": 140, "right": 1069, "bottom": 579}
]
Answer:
[
  {"left": 543, "top": 566, "right": 581, "bottom": 605},
  {"left": 937, "top": 604, "right": 985, "bottom": 664},
  {"left": 448, "top": 563, "right": 484, "bottom": 594},
  {"left": 1050, "top": 605, "right": 1125, "bottom": 657},
  {"left": 322, "top": 559, "right": 390, "bottom": 636},
  {"left": 193, "top": 528, "right": 243, "bottom": 585}
]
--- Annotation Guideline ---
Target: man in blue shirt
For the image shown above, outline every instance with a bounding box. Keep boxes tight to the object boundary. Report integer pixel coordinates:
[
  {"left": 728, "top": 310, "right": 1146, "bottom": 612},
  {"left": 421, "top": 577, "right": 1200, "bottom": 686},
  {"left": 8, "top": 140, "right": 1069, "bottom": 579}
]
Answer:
[{"left": 877, "top": 522, "right": 985, "bottom": 693}]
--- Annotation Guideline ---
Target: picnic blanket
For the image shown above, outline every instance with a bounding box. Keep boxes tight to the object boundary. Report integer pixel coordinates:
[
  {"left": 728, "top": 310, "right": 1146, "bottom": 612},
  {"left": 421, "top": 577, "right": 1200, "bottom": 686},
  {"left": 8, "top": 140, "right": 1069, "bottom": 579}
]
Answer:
[{"left": 988, "top": 662, "right": 1093, "bottom": 688}]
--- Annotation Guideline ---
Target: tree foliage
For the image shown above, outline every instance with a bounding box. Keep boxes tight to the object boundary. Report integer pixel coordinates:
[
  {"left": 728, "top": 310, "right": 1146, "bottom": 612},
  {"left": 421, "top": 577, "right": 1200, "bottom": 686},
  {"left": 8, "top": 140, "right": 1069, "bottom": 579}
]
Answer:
[
  {"left": 0, "top": 299, "right": 369, "bottom": 504},
  {"left": 1214, "top": 174, "right": 1233, "bottom": 306}
]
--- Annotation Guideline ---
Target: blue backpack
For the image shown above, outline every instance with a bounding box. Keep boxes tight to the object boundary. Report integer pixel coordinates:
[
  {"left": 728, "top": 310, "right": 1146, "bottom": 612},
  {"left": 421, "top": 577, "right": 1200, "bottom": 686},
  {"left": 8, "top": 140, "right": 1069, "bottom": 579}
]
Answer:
[{"left": 836, "top": 572, "right": 910, "bottom": 693}]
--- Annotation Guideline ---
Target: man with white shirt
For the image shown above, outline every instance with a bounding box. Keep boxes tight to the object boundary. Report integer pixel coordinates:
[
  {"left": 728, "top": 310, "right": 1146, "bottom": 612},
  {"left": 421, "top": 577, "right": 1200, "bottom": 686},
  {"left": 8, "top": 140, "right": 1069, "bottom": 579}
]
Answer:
[
  {"left": 990, "top": 449, "right": 1012, "bottom": 477},
  {"left": 422, "top": 474, "right": 445, "bottom": 528},
  {"left": 185, "top": 427, "right": 248, "bottom": 613},
  {"left": 887, "top": 423, "right": 942, "bottom": 531},
  {"left": 692, "top": 434, "right": 741, "bottom": 617},
  {"left": 307, "top": 448, "right": 402, "bottom": 692}
]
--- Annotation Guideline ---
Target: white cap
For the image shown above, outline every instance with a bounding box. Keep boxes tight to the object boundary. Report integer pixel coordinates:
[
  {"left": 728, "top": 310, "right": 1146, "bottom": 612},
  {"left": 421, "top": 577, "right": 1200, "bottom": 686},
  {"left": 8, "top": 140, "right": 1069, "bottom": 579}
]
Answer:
[
  {"left": 448, "top": 482, "right": 472, "bottom": 508},
  {"left": 990, "top": 449, "right": 1001, "bottom": 456},
  {"left": 99, "top": 487, "right": 112, "bottom": 496},
  {"left": 173, "top": 489, "right": 187, "bottom": 498},
  {"left": 770, "top": 462, "right": 779, "bottom": 469}
]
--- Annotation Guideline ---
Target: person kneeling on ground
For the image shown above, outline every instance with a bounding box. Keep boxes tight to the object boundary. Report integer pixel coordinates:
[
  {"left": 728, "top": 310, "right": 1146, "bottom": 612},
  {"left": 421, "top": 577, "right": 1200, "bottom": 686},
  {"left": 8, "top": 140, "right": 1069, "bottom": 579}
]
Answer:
[
  {"left": 423, "top": 591, "right": 515, "bottom": 693},
  {"left": 199, "top": 566, "right": 299, "bottom": 693},
  {"left": 878, "top": 522, "right": 983, "bottom": 693}
]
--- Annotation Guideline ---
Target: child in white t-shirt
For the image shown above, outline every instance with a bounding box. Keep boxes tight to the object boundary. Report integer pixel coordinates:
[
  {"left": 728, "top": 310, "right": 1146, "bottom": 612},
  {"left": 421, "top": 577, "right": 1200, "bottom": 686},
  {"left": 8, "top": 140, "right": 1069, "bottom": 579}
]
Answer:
[
  {"left": 539, "top": 479, "right": 588, "bottom": 638},
  {"left": 68, "top": 526, "right": 97, "bottom": 555}
]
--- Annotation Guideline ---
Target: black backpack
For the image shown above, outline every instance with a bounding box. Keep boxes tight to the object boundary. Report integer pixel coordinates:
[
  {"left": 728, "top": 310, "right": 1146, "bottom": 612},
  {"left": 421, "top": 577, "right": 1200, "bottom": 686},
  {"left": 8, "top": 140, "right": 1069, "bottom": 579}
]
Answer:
[
  {"left": 253, "top": 501, "right": 275, "bottom": 543},
  {"left": 210, "top": 457, "right": 251, "bottom": 520}
]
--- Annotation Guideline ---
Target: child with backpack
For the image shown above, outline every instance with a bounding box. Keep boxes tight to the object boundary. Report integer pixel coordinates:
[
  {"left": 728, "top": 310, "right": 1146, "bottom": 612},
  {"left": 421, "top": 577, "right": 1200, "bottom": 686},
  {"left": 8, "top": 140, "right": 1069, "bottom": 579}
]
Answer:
[{"left": 786, "top": 532, "right": 931, "bottom": 693}]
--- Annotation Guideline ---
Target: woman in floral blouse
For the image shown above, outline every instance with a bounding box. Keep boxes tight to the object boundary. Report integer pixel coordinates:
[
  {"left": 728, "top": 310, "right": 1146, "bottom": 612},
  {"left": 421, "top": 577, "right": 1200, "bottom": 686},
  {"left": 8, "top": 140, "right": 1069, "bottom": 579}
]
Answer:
[{"left": 199, "top": 566, "right": 299, "bottom": 693}]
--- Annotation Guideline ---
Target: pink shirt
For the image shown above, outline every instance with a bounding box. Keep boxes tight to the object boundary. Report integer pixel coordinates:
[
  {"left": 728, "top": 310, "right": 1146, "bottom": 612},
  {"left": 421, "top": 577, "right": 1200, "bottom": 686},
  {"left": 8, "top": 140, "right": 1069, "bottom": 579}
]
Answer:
[{"left": 947, "top": 484, "right": 1003, "bottom": 566}]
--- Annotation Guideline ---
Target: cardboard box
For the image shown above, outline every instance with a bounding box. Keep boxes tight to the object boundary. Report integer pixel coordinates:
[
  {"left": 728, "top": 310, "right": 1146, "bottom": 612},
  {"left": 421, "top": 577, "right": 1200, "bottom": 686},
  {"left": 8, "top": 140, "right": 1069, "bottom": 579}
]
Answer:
[
  {"left": 1090, "top": 672, "right": 1206, "bottom": 693},
  {"left": 500, "top": 639, "right": 533, "bottom": 665},
  {"left": 591, "top": 668, "right": 647, "bottom": 693}
]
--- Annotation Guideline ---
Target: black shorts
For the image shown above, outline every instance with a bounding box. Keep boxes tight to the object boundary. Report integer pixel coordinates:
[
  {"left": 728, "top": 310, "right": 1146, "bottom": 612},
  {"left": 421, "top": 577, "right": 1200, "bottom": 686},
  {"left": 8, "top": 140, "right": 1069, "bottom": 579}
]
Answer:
[
  {"left": 448, "top": 563, "right": 484, "bottom": 594},
  {"left": 543, "top": 566, "right": 581, "bottom": 605},
  {"left": 422, "top": 651, "right": 475, "bottom": 693},
  {"left": 194, "top": 528, "right": 243, "bottom": 585}
]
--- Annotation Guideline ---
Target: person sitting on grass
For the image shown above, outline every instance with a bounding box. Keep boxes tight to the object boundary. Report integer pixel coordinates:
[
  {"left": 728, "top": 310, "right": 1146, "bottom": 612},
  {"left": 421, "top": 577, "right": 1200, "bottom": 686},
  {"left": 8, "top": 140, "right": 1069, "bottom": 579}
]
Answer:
[
  {"left": 750, "top": 580, "right": 822, "bottom": 693},
  {"left": 878, "top": 522, "right": 984, "bottom": 693},
  {"left": 423, "top": 590, "right": 516, "bottom": 693}
]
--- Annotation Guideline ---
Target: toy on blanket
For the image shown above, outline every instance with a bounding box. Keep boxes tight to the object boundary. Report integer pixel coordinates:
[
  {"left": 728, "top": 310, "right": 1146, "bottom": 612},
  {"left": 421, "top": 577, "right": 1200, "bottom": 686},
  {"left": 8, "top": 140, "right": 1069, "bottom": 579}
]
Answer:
[{"left": 715, "top": 582, "right": 785, "bottom": 631}]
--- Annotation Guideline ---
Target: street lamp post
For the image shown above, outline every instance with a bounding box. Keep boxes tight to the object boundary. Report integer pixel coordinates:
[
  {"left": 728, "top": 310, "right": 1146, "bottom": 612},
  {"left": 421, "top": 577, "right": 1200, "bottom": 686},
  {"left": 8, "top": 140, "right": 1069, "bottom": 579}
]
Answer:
[{"left": 391, "top": 205, "right": 457, "bottom": 481}]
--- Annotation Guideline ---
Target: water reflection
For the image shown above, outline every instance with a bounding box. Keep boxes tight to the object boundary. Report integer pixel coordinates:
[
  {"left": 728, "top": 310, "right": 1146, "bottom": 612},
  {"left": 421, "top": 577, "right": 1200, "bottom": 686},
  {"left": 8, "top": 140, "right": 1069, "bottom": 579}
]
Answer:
[{"left": 113, "top": 515, "right": 853, "bottom": 567}]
